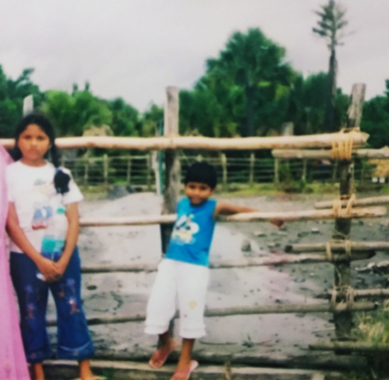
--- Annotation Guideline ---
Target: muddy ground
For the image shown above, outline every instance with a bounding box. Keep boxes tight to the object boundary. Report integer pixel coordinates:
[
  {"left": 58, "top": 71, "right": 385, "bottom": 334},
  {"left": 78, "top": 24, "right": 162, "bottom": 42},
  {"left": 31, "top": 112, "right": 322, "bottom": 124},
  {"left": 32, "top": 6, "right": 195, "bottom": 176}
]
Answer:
[{"left": 45, "top": 191, "right": 389, "bottom": 369}]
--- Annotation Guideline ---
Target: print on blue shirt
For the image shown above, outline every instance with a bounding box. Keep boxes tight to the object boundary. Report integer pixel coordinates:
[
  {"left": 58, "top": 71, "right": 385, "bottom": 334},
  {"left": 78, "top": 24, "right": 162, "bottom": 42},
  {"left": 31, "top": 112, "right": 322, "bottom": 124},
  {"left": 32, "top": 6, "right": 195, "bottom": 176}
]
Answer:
[{"left": 165, "top": 198, "right": 217, "bottom": 267}]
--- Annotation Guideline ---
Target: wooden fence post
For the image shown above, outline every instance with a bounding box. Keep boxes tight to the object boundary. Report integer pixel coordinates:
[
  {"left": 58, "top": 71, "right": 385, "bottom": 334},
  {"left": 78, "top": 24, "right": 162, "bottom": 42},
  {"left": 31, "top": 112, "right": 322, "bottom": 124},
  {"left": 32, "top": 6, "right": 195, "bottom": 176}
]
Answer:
[
  {"left": 249, "top": 153, "right": 255, "bottom": 186},
  {"left": 160, "top": 86, "right": 180, "bottom": 253},
  {"left": 333, "top": 83, "right": 366, "bottom": 342},
  {"left": 160, "top": 86, "right": 180, "bottom": 342},
  {"left": 103, "top": 153, "right": 109, "bottom": 189},
  {"left": 126, "top": 155, "right": 132, "bottom": 184},
  {"left": 220, "top": 153, "right": 227, "bottom": 191},
  {"left": 274, "top": 158, "right": 279, "bottom": 184},
  {"left": 84, "top": 151, "right": 90, "bottom": 186},
  {"left": 332, "top": 160, "right": 338, "bottom": 183},
  {"left": 146, "top": 153, "right": 152, "bottom": 191},
  {"left": 302, "top": 159, "right": 307, "bottom": 182}
]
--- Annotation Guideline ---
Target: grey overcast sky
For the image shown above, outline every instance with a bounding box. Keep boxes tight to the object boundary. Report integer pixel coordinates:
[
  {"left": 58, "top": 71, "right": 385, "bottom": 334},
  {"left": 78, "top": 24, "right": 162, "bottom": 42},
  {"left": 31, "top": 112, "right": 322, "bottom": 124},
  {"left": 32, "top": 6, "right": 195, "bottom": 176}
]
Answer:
[{"left": 0, "top": 0, "right": 387, "bottom": 111}]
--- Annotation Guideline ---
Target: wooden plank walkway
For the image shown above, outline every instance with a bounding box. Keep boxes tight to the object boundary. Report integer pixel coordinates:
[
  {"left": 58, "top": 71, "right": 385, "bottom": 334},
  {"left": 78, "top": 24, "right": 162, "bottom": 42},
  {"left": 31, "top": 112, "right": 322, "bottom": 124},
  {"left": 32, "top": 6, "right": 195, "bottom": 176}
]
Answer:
[{"left": 44, "top": 360, "right": 347, "bottom": 380}]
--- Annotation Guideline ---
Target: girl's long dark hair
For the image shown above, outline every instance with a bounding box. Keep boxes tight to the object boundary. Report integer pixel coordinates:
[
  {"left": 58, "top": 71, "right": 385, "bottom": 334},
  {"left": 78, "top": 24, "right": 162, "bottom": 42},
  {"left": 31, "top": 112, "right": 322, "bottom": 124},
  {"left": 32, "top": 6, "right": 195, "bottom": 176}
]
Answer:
[{"left": 11, "top": 113, "right": 71, "bottom": 194}]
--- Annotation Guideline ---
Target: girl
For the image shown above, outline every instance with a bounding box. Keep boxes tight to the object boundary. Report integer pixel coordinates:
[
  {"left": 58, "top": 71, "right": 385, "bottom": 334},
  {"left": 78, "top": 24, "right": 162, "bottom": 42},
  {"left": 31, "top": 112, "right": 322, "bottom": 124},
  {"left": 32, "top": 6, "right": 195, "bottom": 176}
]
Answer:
[
  {"left": 6, "top": 114, "right": 97, "bottom": 380},
  {"left": 0, "top": 145, "right": 30, "bottom": 380}
]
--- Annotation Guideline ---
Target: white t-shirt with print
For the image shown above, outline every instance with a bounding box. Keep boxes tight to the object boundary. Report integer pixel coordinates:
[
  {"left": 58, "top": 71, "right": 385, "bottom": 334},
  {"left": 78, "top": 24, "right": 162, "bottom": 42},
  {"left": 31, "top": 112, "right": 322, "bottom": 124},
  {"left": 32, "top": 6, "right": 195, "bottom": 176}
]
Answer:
[{"left": 6, "top": 160, "right": 83, "bottom": 254}]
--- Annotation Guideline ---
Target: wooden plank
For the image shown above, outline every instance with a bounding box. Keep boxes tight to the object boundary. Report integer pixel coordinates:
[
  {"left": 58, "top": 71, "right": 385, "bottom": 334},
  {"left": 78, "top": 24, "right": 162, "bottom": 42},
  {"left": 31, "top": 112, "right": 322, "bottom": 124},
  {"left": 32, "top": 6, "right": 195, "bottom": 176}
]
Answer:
[
  {"left": 80, "top": 252, "right": 375, "bottom": 274},
  {"left": 43, "top": 360, "right": 346, "bottom": 380},
  {"left": 0, "top": 131, "right": 369, "bottom": 151},
  {"left": 316, "top": 288, "right": 389, "bottom": 300},
  {"left": 78, "top": 206, "right": 386, "bottom": 227},
  {"left": 46, "top": 302, "right": 376, "bottom": 326},
  {"left": 285, "top": 241, "right": 389, "bottom": 253},
  {"left": 310, "top": 341, "right": 389, "bottom": 353},
  {"left": 315, "top": 195, "right": 389, "bottom": 209},
  {"left": 272, "top": 148, "right": 389, "bottom": 160}
]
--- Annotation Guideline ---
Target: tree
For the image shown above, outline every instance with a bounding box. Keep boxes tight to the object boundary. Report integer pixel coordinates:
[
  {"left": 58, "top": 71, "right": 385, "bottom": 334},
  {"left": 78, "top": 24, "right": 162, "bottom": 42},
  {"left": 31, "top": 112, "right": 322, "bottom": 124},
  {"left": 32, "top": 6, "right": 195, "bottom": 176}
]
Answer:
[
  {"left": 106, "top": 98, "right": 140, "bottom": 137},
  {"left": 180, "top": 29, "right": 293, "bottom": 138},
  {"left": 0, "top": 66, "right": 44, "bottom": 138},
  {"left": 42, "top": 90, "right": 112, "bottom": 136},
  {"left": 313, "top": 0, "right": 348, "bottom": 132},
  {"left": 361, "top": 80, "right": 389, "bottom": 148},
  {"left": 141, "top": 104, "right": 163, "bottom": 137}
]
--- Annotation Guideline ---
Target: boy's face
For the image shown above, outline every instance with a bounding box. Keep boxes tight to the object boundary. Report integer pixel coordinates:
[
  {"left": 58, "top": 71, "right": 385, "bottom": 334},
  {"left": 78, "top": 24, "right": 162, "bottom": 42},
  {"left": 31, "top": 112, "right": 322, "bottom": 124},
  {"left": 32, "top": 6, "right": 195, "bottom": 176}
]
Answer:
[{"left": 185, "top": 182, "right": 215, "bottom": 205}]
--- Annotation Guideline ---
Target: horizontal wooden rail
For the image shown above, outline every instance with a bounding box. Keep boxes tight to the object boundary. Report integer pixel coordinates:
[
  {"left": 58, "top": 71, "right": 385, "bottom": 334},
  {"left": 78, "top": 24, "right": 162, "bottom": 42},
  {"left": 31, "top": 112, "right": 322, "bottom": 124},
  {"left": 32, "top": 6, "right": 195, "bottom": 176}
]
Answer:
[
  {"left": 1, "top": 131, "right": 368, "bottom": 151},
  {"left": 79, "top": 206, "right": 386, "bottom": 227},
  {"left": 315, "top": 195, "right": 389, "bottom": 209},
  {"left": 310, "top": 341, "right": 389, "bottom": 353},
  {"left": 220, "top": 206, "right": 386, "bottom": 222},
  {"left": 285, "top": 241, "right": 389, "bottom": 254},
  {"left": 80, "top": 252, "right": 375, "bottom": 274},
  {"left": 46, "top": 302, "right": 377, "bottom": 326},
  {"left": 272, "top": 148, "right": 389, "bottom": 159},
  {"left": 315, "top": 288, "right": 389, "bottom": 300}
]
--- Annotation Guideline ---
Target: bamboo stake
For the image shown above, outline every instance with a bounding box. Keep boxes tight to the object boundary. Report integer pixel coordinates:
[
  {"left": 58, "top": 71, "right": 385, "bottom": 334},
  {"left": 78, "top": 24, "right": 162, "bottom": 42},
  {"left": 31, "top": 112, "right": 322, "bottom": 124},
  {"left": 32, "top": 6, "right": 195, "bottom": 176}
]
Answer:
[
  {"left": 46, "top": 302, "right": 376, "bottom": 326},
  {"left": 315, "top": 195, "right": 389, "bottom": 209},
  {"left": 0, "top": 131, "right": 369, "bottom": 151},
  {"left": 80, "top": 252, "right": 375, "bottom": 274},
  {"left": 285, "top": 241, "right": 389, "bottom": 253},
  {"left": 310, "top": 341, "right": 389, "bottom": 353},
  {"left": 78, "top": 206, "right": 386, "bottom": 227}
]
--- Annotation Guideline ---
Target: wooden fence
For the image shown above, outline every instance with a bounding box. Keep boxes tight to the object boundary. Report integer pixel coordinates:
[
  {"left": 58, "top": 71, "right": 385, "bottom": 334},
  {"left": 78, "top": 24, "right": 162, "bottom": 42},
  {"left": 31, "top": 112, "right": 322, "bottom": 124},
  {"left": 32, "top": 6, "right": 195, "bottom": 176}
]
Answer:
[
  {"left": 2, "top": 85, "right": 389, "bottom": 378},
  {"left": 60, "top": 153, "right": 377, "bottom": 189}
]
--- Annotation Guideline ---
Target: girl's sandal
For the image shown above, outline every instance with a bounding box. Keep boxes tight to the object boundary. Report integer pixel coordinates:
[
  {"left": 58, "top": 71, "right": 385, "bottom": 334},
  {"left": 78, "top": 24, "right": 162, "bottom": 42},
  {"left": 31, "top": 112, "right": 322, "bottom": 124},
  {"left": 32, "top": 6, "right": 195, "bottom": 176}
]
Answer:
[
  {"left": 148, "top": 340, "right": 178, "bottom": 369},
  {"left": 170, "top": 360, "right": 198, "bottom": 380}
]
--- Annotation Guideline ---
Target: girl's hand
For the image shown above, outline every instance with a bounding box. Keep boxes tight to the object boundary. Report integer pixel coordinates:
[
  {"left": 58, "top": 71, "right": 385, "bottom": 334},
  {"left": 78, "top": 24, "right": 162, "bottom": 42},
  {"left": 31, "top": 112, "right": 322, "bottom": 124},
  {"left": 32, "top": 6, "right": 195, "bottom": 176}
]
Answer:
[
  {"left": 54, "top": 259, "right": 69, "bottom": 278},
  {"left": 37, "top": 257, "right": 61, "bottom": 282}
]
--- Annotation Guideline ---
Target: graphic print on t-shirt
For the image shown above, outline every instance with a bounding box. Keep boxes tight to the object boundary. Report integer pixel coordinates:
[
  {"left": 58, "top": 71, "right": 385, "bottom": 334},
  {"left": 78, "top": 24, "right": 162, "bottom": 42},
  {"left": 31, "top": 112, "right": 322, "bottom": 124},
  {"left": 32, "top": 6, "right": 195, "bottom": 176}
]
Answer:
[
  {"left": 30, "top": 178, "right": 55, "bottom": 230},
  {"left": 31, "top": 203, "right": 53, "bottom": 230},
  {"left": 171, "top": 214, "right": 199, "bottom": 244}
]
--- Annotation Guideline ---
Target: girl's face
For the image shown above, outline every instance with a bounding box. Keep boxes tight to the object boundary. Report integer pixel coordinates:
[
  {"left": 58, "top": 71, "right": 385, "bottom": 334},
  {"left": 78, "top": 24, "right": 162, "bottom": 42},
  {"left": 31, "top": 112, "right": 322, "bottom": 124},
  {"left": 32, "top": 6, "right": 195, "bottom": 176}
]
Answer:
[{"left": 17, "top": 124, "right": 50, "bottom": 166}]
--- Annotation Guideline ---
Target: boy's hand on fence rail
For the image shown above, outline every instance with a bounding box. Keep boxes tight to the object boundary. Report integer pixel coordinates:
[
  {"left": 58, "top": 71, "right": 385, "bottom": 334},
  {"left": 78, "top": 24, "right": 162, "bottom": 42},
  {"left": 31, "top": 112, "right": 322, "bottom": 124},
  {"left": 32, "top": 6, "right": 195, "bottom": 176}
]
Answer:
[{"left": 270, "top": 219, "right": 285, "bottom": 229}]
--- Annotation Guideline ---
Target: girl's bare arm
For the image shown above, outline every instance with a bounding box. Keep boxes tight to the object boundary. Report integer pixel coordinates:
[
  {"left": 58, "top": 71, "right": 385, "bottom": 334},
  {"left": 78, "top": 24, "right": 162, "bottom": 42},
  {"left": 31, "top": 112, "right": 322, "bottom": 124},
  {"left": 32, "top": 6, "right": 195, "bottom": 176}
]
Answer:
[
  {"left": 55, "top": 202, "right": 79, "bottom": 275},
  {"left": 6, "top": 202, "right": 60, "bottom": 281}
]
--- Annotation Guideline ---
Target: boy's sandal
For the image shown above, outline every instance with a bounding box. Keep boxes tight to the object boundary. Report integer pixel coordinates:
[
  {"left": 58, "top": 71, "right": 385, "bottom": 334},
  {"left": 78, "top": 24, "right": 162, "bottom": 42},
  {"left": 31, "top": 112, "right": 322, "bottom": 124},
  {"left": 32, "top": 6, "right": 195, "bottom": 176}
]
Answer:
[
  {"left": 170, "top": 360, "right": 198, "bottom": 380},
  {"left": 148, "top": 340, "right": 178, "bottom": 369},
  {"left": 71, "top": 377, "right": 107, "bottom": 380}
]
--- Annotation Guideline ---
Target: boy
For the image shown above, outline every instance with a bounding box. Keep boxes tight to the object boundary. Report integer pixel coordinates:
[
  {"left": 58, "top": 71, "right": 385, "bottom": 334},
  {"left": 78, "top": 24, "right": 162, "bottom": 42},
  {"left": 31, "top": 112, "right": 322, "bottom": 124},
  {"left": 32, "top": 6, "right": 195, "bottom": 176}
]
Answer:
[{"left": 145, "top": 161, "right": 282, "bottom": 380}]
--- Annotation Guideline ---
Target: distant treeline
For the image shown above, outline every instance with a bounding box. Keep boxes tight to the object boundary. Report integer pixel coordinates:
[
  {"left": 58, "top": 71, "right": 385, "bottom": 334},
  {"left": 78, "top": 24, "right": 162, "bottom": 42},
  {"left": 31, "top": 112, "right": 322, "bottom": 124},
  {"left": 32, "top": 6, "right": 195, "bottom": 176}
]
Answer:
[{"left": 1, "top": 28, "right": 388, "bottom": 150}]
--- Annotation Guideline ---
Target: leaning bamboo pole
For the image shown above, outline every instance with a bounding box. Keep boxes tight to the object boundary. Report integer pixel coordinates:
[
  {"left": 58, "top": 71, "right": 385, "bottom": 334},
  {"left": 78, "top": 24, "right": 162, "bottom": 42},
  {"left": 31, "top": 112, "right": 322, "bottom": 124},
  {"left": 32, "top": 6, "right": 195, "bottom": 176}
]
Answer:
[
  {"left": 285, "top": 241, "right": 389, "bottom": 253},
  {"left": 272, "top": 148, "right": 389, "bottom": 160},
  {"left": 0, "top": 131, "right": 368, "bottom": 151},
  {"left": 80, "top": 252, "right": 375, "bottom": 274},
  {"left": 46, "top": 302, "right": 377, "bottom": 326},
  {"left": 315, "top": 195, "right": 389, "bottom": 209},
  {"left": 79, "top": 206, "right": 386, "bottom": 227}
]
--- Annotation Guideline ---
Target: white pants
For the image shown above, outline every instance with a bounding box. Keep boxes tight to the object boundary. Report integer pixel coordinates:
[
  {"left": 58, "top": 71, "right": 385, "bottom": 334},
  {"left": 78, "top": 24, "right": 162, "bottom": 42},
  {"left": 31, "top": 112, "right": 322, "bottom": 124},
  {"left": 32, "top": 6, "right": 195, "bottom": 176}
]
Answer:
[{"left": 145, "top": 259, "right": 210, "bottom": 339}]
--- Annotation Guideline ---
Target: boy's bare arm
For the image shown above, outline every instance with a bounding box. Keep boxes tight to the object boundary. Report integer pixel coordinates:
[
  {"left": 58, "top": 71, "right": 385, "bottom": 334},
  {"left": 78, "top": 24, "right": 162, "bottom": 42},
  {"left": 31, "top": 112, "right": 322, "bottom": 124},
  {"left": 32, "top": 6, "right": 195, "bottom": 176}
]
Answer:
[
  {"left": 214, "top": 201, "right": 257, "bottom": 216},
  {"left": 214, "top": 201, "right": 284, "bottom": 228}
]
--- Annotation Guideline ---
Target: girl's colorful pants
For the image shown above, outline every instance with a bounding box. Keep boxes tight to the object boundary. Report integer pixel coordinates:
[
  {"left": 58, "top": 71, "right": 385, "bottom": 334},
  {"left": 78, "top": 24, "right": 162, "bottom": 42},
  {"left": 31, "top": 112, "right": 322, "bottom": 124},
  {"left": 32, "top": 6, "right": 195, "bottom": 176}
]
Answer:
[{"left": 10, "top": 247, "right": 94, "bottom": 363}]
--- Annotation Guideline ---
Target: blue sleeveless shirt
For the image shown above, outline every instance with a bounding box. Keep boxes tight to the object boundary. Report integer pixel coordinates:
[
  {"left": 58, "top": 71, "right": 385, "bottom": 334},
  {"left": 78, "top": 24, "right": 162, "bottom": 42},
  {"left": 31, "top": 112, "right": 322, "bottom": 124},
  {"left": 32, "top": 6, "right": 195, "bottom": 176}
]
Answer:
[{"left": 164, "top": 198, "right": 217, "bottom": 267}]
